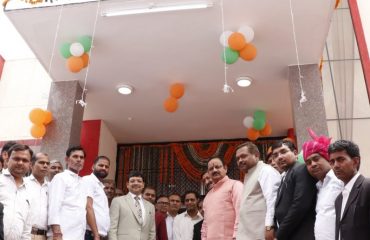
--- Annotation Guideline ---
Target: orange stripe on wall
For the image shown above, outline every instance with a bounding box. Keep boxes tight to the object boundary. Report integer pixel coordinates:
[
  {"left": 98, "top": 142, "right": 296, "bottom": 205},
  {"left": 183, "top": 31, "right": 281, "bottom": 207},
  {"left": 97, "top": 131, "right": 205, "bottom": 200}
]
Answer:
[{"left": 80, "top": 120, "right": 101, "bottom": 176}]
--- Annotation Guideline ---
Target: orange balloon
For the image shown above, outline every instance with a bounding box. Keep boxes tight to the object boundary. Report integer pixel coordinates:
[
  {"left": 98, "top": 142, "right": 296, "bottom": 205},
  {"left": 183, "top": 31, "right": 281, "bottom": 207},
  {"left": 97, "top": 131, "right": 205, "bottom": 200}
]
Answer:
[
  {"left": 164, "top": 97, "right": 178, "bottom": 112},
  {"left": 228, "top": 32, "right": 246, "bottom": 51},
  {"left": 247, "top": 128, "right": 260, "bottom": 141},
  {"left": 67, "top": 56, "right": 84, "bottom": 73},
  {"left": 30, "top": 124, "right": 46, "bottom": 138},
  {"left": 335, "top": 0, "right": 340, "bottom": 8},
  {"left": 239, "top": 43, "right": 257, "bottom": 61},
  {"left": 170, "top": 83, "right": 185, "bottom": 99},
  {"left": 81, "top": 53, "right": 89, "bottom": 68},
  {"left": 29, "top": 108, "right": 46, "bottom": 125},
  {"left": 260, "top": 123, "right": 272, "bottom": 136},
  {"left": 43, "top": 110, "right": 53, "bottom": 125}
]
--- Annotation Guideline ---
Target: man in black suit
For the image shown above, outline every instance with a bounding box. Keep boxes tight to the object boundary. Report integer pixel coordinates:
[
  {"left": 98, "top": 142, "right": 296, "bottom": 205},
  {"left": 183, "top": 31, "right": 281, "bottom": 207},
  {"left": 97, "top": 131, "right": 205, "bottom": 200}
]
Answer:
[
  {"left": 0, "top": 202, "right": 3, "bottom": 240},
  {"left": 271, "top": 140, "right": 317, "bottom": 240},
  {"left": 329, "top": 140, "right": 370, "bottom": 240}
]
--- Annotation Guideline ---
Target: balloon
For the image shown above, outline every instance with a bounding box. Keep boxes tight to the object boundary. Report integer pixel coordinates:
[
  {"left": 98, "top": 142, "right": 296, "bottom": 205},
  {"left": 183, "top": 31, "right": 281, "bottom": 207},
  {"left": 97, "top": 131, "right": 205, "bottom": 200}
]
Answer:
[
  {"left": 43, "top": 111, "right": 53, "bottom": 125},
  {"left": 164, "top": 97, "right": 178, "bottom": 112},
  {"left": 297, "top": 150, "right": 304, "bottom": 163},
  {"left": 253, "top": 118, "right": 266, "bottom": 131},
  {"left": 30, "top": 124, "right": 46, "bottom": 138},
  {"left": 67, "top": 56, "right": 84, "bottom": 73},
  {"left": 238, "top": 26, "right": 255, "bottom": 42},
  {"left": 228, "top": 32, "right": 246, "bottom": 51},
  {"left": 81, "top": 53, "right": 89, "bottom": 68},
  {"left": 170, "top": 83, "right": 185, "bottom": 99},
  {"left": 70, "top": 42, "right": 85, "bottom": 57},
  {"left": 260, "top": 123, "right": 272, "bottom": 136},
  {"left": 254, "top": 110, "right": 266, "bottom": 122},
  {"left": 219, "top": 31, "right": 233, "bottom": 47},
  {"left": 78, "top": 35, "right": 92, "bottom": 52},
  {"left": 239, "top": 43, "right": 257, "bottom": 61},
  {"left": 29, "top": 108, "right": 46, "bottom": 125},
  {"left": 60, "top": 42, "right": 71, "bottom": 59},
  {"left": 221, "top": 47, "right": 239, "bottom": 64},
  {"left": 242, "top": 116, "right": 254, "bottom": 128},
  {"left": 247, "top": 128, "right": 260, "bottom": 141}
]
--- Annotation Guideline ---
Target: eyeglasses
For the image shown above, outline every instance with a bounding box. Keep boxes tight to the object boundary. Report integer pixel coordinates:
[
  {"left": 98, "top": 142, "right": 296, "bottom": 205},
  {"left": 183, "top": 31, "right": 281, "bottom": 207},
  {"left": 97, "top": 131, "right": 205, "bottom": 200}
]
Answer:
[{"left": 157, "top": 202, "right": 169, "bottom": 205}]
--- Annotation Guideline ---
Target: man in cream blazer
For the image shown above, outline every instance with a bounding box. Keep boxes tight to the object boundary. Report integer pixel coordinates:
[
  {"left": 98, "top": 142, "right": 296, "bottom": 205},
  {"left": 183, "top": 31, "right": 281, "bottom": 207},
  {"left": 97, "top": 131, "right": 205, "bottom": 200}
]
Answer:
[{"left": 109, "top": 171, "right": 155, "bottom": 240}]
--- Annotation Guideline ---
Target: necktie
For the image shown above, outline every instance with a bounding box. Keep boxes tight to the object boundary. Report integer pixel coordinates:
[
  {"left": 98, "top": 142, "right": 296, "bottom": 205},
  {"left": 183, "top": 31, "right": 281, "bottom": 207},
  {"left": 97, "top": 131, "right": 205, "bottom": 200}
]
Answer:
[{"left": 134, "top": 196, "right": 143, "bottom": 225}]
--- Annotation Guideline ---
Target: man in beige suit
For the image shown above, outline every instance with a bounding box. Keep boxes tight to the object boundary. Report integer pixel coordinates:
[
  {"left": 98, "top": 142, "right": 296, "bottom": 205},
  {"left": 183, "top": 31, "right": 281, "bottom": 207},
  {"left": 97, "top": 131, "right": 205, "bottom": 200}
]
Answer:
[
  {"left": 235, "top": 142, "right": 281, "bottom": 240},
  {"left": 109, "top": 170, "right": 155, "bottom": 240}
]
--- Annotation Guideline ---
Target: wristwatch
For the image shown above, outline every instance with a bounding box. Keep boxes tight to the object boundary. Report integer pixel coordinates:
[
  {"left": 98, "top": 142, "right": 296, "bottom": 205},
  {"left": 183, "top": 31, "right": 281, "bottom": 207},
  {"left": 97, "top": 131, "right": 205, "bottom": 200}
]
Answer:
[{"left": 265, "top": 226, "right": 273, "bottom": 231}]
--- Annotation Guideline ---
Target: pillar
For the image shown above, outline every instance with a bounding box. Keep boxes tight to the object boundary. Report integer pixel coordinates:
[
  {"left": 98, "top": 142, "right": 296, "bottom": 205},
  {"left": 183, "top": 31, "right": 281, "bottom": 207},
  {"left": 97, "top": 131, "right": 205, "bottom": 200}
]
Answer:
[
  {"left": 289, "top": 64, "right": 328, "bottom": 150},
  {"left": 40, "top": 81, "right": 84, "bottom": 165}
]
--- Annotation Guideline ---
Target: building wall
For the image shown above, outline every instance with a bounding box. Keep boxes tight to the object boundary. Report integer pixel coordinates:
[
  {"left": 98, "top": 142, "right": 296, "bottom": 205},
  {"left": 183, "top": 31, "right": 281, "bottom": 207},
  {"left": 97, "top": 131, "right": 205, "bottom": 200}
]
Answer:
[{"left": 99, "top": 121, "right": 117, "bottom": 180}]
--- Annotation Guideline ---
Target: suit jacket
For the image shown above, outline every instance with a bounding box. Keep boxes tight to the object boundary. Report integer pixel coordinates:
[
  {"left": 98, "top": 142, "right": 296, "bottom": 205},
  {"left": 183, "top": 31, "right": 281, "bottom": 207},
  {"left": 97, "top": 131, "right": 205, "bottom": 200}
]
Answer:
[
  {"left": 155, "top": 212, "right": 168, "bottom": 240},
  {"left": 274, "top": 162, "right": 317, "bottom": 240},
  {"left": 0, "top": 203, "right": 3, "bottom": 240},
  {"left": 192, "top": 220, "right": 203, "bottom": 240},
  {"left": 109, "top": 194, "right": 156, "bottom": 240},
  {"left": 335, "top": 174, "right": 370, "bottom": 240}
]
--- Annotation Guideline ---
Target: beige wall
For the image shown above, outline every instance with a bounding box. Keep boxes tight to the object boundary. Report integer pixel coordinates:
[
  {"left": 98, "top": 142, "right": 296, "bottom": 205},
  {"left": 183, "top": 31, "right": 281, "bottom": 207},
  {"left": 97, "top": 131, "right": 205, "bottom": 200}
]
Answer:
[{"left": 98, "top": 121, "right": 117, "bottom": 180}]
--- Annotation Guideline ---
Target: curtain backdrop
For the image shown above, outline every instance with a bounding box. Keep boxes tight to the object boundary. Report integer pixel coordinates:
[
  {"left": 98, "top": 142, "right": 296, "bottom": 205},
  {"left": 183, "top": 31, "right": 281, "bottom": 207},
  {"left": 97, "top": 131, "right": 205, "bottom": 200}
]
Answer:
[{"left": 116, "top": 138, "right": 282, "bottom": 195}]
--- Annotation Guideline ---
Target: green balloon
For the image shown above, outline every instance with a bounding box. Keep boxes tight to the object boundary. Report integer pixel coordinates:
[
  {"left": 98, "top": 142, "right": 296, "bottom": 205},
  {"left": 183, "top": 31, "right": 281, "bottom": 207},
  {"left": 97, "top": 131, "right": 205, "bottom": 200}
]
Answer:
[
  {"left": 78, "top": 35, "right": 92, "bottom": 52},
  {"left": 253, "top": 118, "right": 265, "bottom": 130},
  {"left": 60, "top": 42, "right": 71, "bottom": 59},
  {"left": 254, "top": 110, "right": 266, "bottom": 122},
  {"left": 221, "top": 47, "right": 239, "bottom": 64},
  {"left": 297, "top": 150, "right": 304, "bottom": 163}
]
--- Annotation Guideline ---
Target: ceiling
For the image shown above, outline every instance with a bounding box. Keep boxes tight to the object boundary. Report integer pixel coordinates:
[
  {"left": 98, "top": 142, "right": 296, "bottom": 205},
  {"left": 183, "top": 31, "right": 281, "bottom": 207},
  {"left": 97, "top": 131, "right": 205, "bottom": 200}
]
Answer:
[{"left": 5, "top": 0, "right": 335, "bottom": 143}]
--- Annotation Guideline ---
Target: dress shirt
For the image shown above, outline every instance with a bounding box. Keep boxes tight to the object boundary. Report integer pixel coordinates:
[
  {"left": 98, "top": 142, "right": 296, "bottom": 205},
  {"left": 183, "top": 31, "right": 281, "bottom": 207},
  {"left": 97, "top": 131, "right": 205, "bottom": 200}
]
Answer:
[
  {"left": 258, "top": 165, "right": 281, "bottom": 226},
  {"left": 340, "top": 172, "right": 360, "bottom": 219},
  {"left": 173, "top": 211, "right": 203, "bottom": 240},
  {"left": 0, "top": 169, "right": 32, "bottom": 240},
  {"left": 82, "top": 173, "right": 110, "bottom": 236},
  {"left": 201, "top": 176, "right": 243, "bottom": 240},
  {"left": 314, "top": 170, "right": 343, "bottom": 240},
  {"left": 128, "top": 192, "right": 146, "bottom": 223},
  {"left": 25, "top": 175, "right": 48, "bottom": 230},
  {"left": 166, "top": 214, "right": 176, "bottom": 240},
  {"left": 48, "top": 169, "right": 87, "bottom": 240}
]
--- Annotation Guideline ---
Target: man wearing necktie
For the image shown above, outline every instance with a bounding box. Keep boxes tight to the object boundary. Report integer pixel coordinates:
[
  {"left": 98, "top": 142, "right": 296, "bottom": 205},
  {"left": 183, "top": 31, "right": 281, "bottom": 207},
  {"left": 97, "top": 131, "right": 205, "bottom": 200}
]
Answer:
[
  {"left": 109, "top": 170, "right": 155, "bottom": 240},
  {"left": 329, "top": 140, "right": 370, "bottom": 240}
]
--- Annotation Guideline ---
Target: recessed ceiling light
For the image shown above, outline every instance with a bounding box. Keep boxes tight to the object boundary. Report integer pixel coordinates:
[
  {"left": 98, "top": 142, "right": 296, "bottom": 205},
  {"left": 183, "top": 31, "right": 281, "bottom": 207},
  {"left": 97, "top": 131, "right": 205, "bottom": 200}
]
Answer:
[
  {"left": 117, "top": 85, "right": 133, "bottom": 95},
  {"left": 236, "top": 77, "right": 253, "bottom": 87}
]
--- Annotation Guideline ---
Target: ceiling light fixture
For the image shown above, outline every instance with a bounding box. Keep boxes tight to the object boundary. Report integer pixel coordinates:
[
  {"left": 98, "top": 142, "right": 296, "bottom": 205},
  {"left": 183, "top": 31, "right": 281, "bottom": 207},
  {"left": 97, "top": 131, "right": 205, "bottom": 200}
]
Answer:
[
  {"left": 101, "top": 1, "right": 213, "bottom": 17},
  {"left": 236, "top": 77, "right": 253, "bottom": 87},
  {"left": 117, "top": 85, "right": 134, "bottom": 95}
]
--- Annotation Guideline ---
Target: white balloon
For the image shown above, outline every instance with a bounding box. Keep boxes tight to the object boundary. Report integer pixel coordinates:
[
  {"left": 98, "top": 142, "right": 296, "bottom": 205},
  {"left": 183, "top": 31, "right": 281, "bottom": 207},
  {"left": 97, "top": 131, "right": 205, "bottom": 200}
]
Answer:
[
  {"left": 70, "top": 42, "right": 85, "bottom": 57},
  {"left": 219, "top": 30, "right": 233, "bottom": 47},
  {"left": 243, "top": 116, "right": 254, "bottom": 128},
  {"left": 238, "top": 26, "right": 254, "bottom": 43}
]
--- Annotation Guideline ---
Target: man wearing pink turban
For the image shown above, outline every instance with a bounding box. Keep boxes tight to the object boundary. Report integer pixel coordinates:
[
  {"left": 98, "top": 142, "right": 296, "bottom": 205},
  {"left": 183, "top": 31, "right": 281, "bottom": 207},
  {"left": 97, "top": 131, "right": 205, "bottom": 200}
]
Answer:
[{"left": 303, "top": 129, "right": 343, "bottom": 240}]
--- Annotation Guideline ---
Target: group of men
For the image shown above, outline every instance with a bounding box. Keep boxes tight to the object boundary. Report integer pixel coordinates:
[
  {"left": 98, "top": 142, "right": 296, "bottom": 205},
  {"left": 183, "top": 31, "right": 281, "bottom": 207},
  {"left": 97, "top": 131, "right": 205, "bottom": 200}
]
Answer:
[{"left": 0, "top": 132, "right": 369, "bottom": 240}]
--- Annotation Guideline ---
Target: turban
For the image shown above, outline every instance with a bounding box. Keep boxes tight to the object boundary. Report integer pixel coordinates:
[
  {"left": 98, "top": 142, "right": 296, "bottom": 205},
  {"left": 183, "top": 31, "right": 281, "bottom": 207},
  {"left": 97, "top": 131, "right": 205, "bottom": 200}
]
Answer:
[{"left": 302, "top": 129, "right": 331, "bottom": 161}]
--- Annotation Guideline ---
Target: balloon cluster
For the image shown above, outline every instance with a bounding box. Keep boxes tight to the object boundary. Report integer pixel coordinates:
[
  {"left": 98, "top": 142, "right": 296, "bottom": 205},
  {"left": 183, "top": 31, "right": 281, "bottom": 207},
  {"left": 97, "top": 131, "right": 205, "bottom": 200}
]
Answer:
[
  {"left": 242, "top": 110, "right": 272, "bottom": 141},
  {"left": 29, "top": 108, "right": 53, "bottom": 138},
  {"left": 60, "top": 36, "right": 92, "bottom": 73},
  {"left": 163, "top": 83, "right": 185, "bottom": 113},
  {"left": 220, "top": 26, "right": 257, "bottom": 64}
]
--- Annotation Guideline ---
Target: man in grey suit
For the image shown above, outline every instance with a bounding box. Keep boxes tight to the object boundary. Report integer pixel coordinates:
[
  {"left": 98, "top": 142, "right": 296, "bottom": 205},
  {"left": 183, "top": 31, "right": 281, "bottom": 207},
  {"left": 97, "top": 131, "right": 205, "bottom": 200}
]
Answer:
[{"left": 109, "top": 170, "right": 155, "bottom": 240}]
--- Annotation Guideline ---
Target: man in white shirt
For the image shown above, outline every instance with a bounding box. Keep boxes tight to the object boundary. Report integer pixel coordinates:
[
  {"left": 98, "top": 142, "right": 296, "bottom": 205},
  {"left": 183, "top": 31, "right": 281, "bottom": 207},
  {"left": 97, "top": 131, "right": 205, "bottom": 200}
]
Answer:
[
  {"left": 329, "top": 140, "right": 370, "bottom": 240},
  {"left": 302, "top": 130, "right": 343, "bottom": 240},
  {"left": 48, "top": 146, "right": 87, "bottom": 240},
  {"left": 166, "top": 193, "right": 181, "bottom": 240},
  {"left": 173, "top": 191, "right": 203, "bottom": 240},
  {"left": 235, "top": 142, "right": 281, "bottom": 240},
  {"left": 0, "top": 143, "right": 33, "bottom": 240},
  {"left": 25, "top": 152, "right": 50, "bottom": 240},
  {"left": 109, "top": 170, "right": 155, "bottom": 240},
  {"left": 82, "top": 156, "right": 111, "bottom": 240}
]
